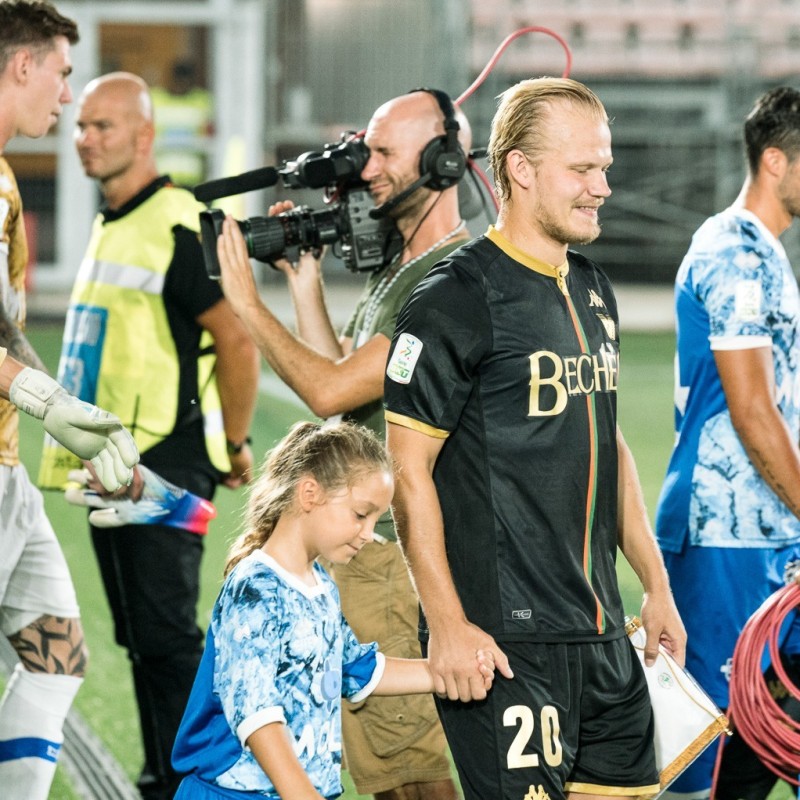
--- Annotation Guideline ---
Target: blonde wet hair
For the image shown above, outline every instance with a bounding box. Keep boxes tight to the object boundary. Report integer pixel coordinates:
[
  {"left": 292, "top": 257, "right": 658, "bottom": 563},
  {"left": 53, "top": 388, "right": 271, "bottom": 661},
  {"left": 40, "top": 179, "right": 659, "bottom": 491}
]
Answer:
[{"left": 488, "top": 77, "right": 608, "bottom": 203}]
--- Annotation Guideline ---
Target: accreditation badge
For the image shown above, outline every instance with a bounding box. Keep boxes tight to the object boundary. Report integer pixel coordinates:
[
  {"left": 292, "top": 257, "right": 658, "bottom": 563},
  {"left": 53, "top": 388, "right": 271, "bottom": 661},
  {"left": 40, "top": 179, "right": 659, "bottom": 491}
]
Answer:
[{"left": 58, "top": 303, "right": 108, "bottom": 403}]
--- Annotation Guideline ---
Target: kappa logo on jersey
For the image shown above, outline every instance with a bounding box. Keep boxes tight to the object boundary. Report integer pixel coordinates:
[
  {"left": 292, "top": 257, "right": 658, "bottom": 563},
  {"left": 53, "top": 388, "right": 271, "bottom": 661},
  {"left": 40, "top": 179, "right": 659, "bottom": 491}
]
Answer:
[
  {"left": 528, "top": 343, "right": 618, "bottom": 416},
  {"left": 587, "top": 288, "right": 606, "bottom": 309},
  {"left": 524, "top": 786, "right": 551, "bottom": 800},
  {"left": 387, "top": 333, "right": 423, "bottom": 384}
]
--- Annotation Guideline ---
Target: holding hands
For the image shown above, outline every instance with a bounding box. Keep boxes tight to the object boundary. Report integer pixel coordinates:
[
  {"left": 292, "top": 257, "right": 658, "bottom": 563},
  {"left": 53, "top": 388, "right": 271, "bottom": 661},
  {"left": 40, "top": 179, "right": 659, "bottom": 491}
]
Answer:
[
  {"left": 474, "top": 648, "right": 499, "bottom": 694},
  {"left": 379, "top": 640, "right": 503, "bottom": 700},
  {"left": 429, "top": 619, "right": 514, "bottom": 702}
]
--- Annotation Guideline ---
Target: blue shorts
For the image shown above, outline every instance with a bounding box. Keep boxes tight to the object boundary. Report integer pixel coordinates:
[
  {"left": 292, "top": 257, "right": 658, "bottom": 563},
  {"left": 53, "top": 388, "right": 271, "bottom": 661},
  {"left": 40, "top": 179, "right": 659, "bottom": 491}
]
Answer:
[
  {"left": 174, "top": 774, "right": 340, "bottom": 800},
  {"left": 663, "top": 543, "right": 800, "bottom": 795},
  {"left": 174, "top": 774, "right": 259, "bottom": 798},
  {"left": 664, "top": 544, "right": 800, "bottom": 709}
]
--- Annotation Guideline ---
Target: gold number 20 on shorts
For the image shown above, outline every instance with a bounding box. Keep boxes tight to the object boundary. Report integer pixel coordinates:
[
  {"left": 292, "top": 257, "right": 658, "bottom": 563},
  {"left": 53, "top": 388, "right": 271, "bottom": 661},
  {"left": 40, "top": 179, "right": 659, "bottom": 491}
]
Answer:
[{"left": 503, "top": 705, "right": 563, "bottom": 769}]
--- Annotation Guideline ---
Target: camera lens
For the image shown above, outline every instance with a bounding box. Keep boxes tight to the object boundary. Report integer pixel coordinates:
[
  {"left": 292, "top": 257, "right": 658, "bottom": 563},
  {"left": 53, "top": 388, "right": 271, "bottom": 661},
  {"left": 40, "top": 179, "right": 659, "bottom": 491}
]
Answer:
[{"left": 240, "top": 216, "right": 291, "bottom": 262}]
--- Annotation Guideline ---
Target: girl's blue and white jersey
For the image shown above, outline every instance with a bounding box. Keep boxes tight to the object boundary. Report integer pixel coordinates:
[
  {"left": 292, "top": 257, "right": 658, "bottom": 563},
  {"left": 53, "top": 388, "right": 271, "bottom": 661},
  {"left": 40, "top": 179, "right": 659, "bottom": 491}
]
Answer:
[
  {"left": 656, "top": 206, "right": 800, "bottom": 551},
  {"left": 172, "top": 550, "right": 383, "bottom": 798}
]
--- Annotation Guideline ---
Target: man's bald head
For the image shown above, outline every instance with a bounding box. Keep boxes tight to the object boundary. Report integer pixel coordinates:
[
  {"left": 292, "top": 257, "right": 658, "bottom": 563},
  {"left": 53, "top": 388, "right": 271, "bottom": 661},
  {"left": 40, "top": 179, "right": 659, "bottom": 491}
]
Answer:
[
  {"left": 74, "top": 71, "right": 158, "bottom": 206},
  {"left": 78, "top": 71, "right": 152, "bottom": 122},
  {"left": 367, "top": 89, "right": 471, "bottom": 157},
  {"left": 361, "top": 89, "right": 471, "bottom": 223}
]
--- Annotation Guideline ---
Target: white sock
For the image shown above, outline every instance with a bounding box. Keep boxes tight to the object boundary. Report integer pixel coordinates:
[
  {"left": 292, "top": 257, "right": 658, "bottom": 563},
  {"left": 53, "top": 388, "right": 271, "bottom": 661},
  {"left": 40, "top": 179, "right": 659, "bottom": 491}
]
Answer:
[{"left": 0, "top": 664, "right": 82, "bottom": 800}]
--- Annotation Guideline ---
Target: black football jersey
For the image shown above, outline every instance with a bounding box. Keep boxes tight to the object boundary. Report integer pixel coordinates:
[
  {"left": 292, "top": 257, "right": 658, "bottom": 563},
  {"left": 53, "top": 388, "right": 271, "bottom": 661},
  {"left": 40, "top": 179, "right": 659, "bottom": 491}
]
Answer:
[{"left": 384, "top": 227, "right": 625, "bottom": 643}]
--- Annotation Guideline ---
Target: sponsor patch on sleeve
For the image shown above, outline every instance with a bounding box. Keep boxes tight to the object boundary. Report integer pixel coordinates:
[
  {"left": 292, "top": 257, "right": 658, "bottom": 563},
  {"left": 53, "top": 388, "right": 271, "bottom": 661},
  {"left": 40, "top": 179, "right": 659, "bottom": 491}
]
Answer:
[
  {"left": 386, "top": 333, "right": 423, "bottom": 384},
  {"left": 734, "top": 279, "right": 762, "bottom": 322}
]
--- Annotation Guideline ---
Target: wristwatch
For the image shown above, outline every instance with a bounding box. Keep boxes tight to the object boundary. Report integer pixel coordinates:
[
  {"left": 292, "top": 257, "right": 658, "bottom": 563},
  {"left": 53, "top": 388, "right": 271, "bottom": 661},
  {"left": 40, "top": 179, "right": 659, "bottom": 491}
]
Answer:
[{"left": 226, "top": 436, "right": 252, "bottom": 456}]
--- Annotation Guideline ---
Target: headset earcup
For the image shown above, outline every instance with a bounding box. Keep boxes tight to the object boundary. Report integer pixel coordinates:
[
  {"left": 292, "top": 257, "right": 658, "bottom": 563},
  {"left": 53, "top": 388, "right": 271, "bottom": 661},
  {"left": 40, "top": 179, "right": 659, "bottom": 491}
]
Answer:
[
  {"left": 419, "top": 135, "right": 467, "bottom": 191},
  {"left": 419, "top": 136, "right": 445, "bottom": 189}
]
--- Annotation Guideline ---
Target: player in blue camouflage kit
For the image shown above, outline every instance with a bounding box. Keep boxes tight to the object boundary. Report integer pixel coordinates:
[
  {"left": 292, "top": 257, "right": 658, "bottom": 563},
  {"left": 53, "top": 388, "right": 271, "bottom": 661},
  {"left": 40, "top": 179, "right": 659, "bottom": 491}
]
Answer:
[
  {"left": 172, "top": 421, "right": 495, "bottom": 799},
  {"left": 655, "top": 86, "right": 800, "bottom": 800}
]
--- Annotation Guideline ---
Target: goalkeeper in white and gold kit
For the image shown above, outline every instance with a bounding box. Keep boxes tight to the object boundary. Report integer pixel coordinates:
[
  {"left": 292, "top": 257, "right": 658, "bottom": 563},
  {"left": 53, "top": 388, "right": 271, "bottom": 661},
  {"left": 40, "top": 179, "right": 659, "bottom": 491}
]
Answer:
[{"left": 0, "top": 6, "right": 138, "bottom": 800}]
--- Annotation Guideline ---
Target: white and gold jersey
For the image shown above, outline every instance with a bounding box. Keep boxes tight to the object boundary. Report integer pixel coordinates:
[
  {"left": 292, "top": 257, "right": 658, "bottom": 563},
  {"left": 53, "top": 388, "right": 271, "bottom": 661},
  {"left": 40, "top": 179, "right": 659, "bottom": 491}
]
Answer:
[{"left": 0, "top": 158, "right": 28, "bottom": 466}]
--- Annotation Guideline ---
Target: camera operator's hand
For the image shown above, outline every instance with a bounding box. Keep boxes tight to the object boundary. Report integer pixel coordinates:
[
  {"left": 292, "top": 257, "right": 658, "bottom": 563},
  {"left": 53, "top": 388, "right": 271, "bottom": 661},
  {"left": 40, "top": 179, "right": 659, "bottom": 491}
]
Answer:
[
  {"left": 265, "top": 200, "right": 299, "bottom": 276},
  {"left": 216, "top": 214, "right": 265, "bottom": 320},
  {"left": 266, "top": 201, "right": 325, "bottom": 284},
  {"left": 217, "top": 206, "right": 340, "bottom": 369},
  {"left": 217, "top": 211, "right": 325, "bottom": 321}
]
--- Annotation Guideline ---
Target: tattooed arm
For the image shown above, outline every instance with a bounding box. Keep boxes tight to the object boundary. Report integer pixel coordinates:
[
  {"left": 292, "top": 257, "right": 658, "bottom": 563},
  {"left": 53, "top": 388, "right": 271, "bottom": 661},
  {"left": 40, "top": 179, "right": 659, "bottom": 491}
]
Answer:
[{"left": 0, "top": 304, "right": 47, "bottom": 372}]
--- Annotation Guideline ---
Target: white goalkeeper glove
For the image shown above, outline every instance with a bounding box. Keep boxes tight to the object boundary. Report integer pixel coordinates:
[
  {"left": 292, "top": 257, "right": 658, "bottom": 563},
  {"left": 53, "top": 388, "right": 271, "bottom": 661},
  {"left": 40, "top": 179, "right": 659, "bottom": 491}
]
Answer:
[
  {"left": 65, "top": 464, "right": 217, "bottom": 535},
  {"left": 9, "top": 367, "right": 139, "bottom": 492}
]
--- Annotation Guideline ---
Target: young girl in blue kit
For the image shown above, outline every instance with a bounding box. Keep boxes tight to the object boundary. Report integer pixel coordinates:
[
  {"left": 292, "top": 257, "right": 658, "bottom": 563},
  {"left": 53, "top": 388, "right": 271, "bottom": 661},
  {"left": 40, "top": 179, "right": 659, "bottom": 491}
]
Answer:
[{"left": 171, "top": 420, "right": 494, "bottom": 799}]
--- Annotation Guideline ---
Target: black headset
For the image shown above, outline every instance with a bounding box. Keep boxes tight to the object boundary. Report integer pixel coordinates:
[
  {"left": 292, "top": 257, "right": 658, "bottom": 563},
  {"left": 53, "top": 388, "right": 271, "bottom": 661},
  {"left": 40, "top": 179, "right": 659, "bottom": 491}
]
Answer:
[{"left": 410, "top": 87, "right": 468, "bottom": 191}]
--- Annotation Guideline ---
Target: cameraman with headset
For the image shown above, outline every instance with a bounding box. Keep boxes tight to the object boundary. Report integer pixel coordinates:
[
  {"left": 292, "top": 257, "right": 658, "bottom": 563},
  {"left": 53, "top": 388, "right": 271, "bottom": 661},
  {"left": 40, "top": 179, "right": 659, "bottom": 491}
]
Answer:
[{"left": 215, "top": 88, "right": 472, "bottom": 799}]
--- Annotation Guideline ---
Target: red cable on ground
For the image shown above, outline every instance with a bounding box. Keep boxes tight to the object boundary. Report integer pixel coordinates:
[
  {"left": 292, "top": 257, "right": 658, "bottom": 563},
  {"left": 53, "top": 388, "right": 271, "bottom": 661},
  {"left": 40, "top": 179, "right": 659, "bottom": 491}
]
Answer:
[{"left": 723, "top": 581, "right": 800, "bottom": 788}]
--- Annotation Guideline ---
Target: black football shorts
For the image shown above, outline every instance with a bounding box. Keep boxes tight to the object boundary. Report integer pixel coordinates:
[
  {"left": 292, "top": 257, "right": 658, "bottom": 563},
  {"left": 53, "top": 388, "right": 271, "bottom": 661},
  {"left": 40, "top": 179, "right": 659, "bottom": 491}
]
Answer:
[{"left": 433, "top": 636, "right": 660, "bottom": 800}]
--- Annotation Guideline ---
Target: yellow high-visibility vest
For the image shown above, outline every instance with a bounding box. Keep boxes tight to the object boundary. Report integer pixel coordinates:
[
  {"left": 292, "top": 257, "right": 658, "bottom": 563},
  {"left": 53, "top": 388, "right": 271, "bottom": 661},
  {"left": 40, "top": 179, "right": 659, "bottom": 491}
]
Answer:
[{"left": 38, "top": 184, "right": 229, "bottom": 489}]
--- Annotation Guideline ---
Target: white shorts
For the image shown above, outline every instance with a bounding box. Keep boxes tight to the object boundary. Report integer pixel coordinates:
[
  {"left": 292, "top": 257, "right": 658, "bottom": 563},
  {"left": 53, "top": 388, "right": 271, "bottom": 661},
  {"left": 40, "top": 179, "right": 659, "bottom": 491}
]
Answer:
[{"left": 0, "top": 464, "right": 80, "bottom": 636}]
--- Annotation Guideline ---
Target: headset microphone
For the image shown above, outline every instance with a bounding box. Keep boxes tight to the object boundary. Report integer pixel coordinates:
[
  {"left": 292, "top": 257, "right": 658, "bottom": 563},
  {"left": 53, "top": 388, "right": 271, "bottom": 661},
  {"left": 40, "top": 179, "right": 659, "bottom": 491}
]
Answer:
[
  {"left": 368, "top": 172, "right": 432, "bottom": 220},
  {"left": 370, "top": 88, "right": 467, "bottom": 220}
]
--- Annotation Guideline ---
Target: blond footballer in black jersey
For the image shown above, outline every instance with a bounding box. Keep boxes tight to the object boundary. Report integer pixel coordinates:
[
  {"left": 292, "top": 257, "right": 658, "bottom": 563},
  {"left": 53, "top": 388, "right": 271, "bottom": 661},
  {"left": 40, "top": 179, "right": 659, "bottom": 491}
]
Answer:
[{"left": 385, "top": 78, "right": 686, "bottom": 800}]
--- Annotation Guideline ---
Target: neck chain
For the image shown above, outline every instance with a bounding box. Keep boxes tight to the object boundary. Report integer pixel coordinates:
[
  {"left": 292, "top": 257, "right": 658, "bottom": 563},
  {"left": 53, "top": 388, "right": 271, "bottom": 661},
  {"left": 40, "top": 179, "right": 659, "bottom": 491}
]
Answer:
[{"left": 361, "top": 220, "right": 466, "bottom": 334}]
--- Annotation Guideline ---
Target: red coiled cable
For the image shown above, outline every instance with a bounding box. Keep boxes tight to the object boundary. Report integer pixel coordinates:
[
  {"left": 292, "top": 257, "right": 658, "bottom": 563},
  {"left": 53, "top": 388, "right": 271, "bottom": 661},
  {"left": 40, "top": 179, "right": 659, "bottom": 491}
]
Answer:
[{"left": 717, "top": 581, "right": 800, "bottom": 790}]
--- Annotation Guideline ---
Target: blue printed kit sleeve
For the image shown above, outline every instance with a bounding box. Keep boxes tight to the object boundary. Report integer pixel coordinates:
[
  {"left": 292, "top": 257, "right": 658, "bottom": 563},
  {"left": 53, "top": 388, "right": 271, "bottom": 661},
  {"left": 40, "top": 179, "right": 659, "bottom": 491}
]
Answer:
[{"left": 656, "top": 207, "right": 800, "bottom": 550}]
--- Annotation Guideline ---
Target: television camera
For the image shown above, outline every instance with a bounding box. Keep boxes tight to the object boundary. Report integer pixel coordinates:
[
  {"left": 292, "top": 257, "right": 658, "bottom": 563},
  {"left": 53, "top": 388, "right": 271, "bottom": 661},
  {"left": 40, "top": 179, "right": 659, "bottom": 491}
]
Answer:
[{"left": 195, "top": 133, "right": 403, "bottom": 278}]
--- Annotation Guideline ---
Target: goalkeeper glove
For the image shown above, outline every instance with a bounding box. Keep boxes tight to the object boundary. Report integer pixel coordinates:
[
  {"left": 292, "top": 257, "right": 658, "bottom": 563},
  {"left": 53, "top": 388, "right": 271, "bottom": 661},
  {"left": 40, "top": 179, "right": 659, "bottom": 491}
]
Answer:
[
  {"left": 65, "top": 464, "right": 217, "bottom": 535},
  {"left": 9, "top": 367, "right": 138, "bottom": 492}
]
